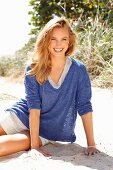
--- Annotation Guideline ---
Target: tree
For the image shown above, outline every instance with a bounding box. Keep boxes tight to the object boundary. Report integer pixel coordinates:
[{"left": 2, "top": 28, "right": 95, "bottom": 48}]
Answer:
[{"left": 28, "top": 0, "right": 113, "bottom": 35}]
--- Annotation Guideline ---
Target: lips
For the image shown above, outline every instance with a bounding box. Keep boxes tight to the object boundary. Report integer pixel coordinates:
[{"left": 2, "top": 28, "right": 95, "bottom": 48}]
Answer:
[{"left": 54, "top": 48, "right": 63, "bottom": 52}]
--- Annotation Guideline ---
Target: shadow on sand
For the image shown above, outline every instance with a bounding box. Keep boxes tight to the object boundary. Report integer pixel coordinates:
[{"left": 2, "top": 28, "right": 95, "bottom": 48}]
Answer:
[
  {"left": 43, "top": 142, "right": 113, "bottom": 170},
  {"left": 0, "top": 143, "right": 113, "bottom": 170}
]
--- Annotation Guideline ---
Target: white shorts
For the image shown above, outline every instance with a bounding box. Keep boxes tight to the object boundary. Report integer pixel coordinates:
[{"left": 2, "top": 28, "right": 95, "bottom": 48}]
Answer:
[{"left": 0, "top": 111, "right": 49, "bottom": 146}]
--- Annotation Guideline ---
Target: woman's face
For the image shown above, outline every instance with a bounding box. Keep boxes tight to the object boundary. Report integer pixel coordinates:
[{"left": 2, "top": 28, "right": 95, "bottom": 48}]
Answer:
[{"left": 48, "top": 26, "right": 69, "bottom": 58}]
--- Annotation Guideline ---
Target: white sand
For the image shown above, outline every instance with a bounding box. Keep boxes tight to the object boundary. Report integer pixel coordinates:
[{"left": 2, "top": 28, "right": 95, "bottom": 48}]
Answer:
[{"left": 0, "top": 77, "right": 113, "bottom": 170}]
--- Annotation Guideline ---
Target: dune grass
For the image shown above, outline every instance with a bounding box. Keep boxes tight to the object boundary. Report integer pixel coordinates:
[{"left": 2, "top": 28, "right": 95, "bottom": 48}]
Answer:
[{"left": 0, "top": 17, "right": 113, "bottom": 88}]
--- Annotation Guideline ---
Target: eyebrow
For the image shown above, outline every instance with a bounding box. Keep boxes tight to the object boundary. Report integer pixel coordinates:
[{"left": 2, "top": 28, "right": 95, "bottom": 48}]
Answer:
[{"left": 51, "top": 36, "right": 69, "bottom": 38}]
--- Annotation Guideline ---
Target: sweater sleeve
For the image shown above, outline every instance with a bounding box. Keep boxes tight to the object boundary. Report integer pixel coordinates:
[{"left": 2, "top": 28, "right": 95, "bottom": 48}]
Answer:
[
  {"left": 77, "top": 64, "right": 93, "bottom": 116},
  {"left": 24, "top": 65, "right": 41, "bottom": 110}
]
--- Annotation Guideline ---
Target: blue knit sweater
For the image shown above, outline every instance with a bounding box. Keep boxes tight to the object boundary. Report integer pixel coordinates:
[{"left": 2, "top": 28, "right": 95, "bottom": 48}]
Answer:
[{"left": 7, "top": 58, "right": 93, "bottom": 143}]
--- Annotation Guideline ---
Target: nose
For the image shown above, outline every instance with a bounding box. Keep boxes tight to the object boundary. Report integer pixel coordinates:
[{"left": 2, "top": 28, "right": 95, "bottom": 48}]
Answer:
[{"left": 56, "top": 40, "right": 62, "bottom": 46}]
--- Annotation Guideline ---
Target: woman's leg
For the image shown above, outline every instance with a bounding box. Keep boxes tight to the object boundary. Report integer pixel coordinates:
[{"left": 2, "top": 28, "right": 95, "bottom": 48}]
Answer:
[
  {"left": 0, "top": 127, "right": 42, "bottom": 157},
  {"left": 0, "top": 126, "right": 6, "bottom": 135},
  {"left": 0, "top": 130, "right": 31, "bottom": 157}
]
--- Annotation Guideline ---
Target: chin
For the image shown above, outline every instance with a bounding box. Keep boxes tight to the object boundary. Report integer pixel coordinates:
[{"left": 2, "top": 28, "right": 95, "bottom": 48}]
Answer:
[
  {"left": 52, "top": 54, "right": 65, "bottom": 58},
  {"left": 52, "top": 51, "right": 66, "bottom": 57}
]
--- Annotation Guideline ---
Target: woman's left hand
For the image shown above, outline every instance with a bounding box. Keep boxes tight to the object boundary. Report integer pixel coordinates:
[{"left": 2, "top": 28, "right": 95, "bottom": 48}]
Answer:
[{"left": 85, "top": 146, "right": 100, "bottom": 156}]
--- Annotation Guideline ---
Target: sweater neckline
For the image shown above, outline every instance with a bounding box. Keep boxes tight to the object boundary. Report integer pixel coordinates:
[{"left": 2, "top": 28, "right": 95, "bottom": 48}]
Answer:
[{"left": 47, "top": 58, "right": 74, "bottom": 90}]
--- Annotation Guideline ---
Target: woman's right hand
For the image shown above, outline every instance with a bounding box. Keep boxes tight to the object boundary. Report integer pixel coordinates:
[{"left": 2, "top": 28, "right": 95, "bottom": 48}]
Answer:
[
  {"left": 30, "top": 148, "right": 52, "bottom": 157},
  {"left": 36, "top": 148, "right": 52, "bottom": 157}
]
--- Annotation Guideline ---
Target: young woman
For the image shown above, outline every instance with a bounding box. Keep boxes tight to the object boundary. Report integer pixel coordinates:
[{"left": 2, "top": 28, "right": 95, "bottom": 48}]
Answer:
[{"left": 0, "top": 17, "right": 99, "bottom": 157}]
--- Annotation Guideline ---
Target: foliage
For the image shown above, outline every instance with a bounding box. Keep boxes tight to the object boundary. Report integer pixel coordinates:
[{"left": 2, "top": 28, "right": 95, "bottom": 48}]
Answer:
[
  {"left": 0, "top": 1, "right": 113, "bottom": 88},
  {"left": 75, "top": 16, "right": 113, "bottom": 87},
  {"left": 0, "top": 56, "right": 13, "bottom": 76},
  {"left": 0, "top": 38, "right": 35, "bottom": 77},
  {"left": 92, "top": 66, "right": 113, "bottom": 88},
  {"left": 28, "top": 0, "right": 113, "bottom": 35}
]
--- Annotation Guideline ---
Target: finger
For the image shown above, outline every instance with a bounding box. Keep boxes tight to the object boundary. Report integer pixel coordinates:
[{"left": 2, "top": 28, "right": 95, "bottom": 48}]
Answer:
[
  {"left": 89, "top": 151, "right": 95, "bottom": 156},
  {"left": 85, "top": 149, "right": 89, "bottom": 156},
  {"left": 43, "top": 151, "right": 52, "bottom": 157},
  {"left": 85, "top": 148, "right": 97, "bottom": 156},
  {"left": 38, "top": 149, "right": 52, "bottom": 157},
  {"left": 85, "top": 148, "right": 92, "bottom": 155},
  {"left": 42, "top": 151, "right": 50, "bottom": 157},
  {"left": 96, "top": 149, "right": 100, "bottom": 153}
]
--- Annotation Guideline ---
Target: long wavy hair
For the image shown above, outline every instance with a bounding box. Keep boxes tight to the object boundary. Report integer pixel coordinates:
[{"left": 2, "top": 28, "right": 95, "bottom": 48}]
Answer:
[{"left": 28, "top": 17, "right": 77, "bottom": 85}]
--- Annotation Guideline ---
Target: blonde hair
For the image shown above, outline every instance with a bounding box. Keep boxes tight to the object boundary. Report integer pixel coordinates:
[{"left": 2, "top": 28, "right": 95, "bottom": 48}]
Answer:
[{"left": 28, "top": 17, "right": 77, "bottom": 85}]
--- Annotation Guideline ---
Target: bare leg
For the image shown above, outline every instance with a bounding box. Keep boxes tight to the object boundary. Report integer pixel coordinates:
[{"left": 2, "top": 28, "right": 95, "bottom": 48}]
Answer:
[
  {"left": 0, "top": 128, "right": 42, "bottom": 157},
  {"left": 0, "top": 130, "right": 31, "bottom": 157},
  {"left": 0, "top": 126, "right": 6, "bottom": 135}
]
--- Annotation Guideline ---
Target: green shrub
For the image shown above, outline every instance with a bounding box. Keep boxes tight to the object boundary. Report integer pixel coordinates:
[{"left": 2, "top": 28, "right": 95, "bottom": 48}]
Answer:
[
  {"left": 0, "top": 17, "right": 113, "bottom": 88},
  {"left": 74, "top": 16, "right": 113, "bottom": 87},
  {"left": 0, "top": 37, "right": 36, "bottom": 77},
  {"left": 0, "top": 56, "right": 13, "bottom": 76}
]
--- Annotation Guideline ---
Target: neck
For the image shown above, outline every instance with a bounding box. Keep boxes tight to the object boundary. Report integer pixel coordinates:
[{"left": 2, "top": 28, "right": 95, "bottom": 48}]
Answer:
[{"left": 51, "top": 56, "right": 66, "bottom": 68}]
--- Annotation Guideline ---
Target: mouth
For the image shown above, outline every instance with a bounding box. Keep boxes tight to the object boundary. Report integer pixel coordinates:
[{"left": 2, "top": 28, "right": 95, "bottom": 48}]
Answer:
[{"left": 54, "top": 48, "right": 63, "bottom": 52}]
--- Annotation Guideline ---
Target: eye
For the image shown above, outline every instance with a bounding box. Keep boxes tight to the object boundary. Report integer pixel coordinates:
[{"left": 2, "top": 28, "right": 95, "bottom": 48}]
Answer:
[
  {"left": 51, "top": 38, "right": 56, "bottom": 40},
  {"left": 62, "top": 38, "right": 68, "bottom": 41}
]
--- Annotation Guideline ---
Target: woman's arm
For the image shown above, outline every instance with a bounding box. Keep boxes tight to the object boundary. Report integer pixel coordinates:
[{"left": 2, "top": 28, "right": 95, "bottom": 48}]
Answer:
[
  {"left": 81, "top": 112, "right": 99, "bottom": 155},
  {"left": 29, "top": 109, "right": 41, "bottom": 149},
  {"left": 29, "top": 109, "right": 52, "bottom": 157},
  {"left": 81, "top": 112, "right": 95, "bottom": 147}
]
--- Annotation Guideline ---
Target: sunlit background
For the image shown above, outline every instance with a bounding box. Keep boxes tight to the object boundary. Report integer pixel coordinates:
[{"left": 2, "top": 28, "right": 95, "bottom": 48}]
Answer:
[{"left": 0, "top": 0, "right": 31, "bottom": 56}]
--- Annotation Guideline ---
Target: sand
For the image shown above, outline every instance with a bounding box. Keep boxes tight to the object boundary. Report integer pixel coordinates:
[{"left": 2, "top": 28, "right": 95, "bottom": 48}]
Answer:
[{"left": 0, "top": 77, "right": 113, "bottom": 170}]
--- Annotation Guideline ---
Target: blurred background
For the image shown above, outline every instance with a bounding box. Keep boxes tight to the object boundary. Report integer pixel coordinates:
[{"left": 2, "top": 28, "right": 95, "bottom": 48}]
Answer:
[
  {"left": 0, "top": 0, "right": 113, "bottom": 88},
  {"left": 0, "top": 0, "right": 31, "bottom": 56}
]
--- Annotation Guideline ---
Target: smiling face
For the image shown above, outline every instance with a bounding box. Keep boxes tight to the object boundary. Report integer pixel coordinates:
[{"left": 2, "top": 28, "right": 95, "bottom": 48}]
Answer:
[{"left": 48, "top": 26, "right": 69, "bottom": 58}]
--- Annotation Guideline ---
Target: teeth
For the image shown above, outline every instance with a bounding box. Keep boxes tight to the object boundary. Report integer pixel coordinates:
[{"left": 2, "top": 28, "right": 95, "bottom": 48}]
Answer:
[{"left": 54, "top": 48, "right": 63, "bottom": 52}]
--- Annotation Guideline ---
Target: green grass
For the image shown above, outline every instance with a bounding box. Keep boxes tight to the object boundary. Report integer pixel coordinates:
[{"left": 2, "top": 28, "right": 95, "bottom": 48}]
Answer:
[{"left": 74, "top": 16, "right": 113, "bottom": 88}]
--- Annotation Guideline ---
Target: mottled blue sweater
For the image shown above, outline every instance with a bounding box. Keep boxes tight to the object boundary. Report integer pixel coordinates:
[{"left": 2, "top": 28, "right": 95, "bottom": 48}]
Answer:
[{"left": 7, "top": 58, "right": 93, "bottom": 143}]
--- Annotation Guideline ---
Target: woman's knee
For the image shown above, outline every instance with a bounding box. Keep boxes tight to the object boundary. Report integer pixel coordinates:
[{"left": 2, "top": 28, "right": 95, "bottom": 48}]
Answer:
[
  {"left": 0, "top": 146, "right": 6, "bottom": 157},
  {"left": 0, "top": 139, "right": 9, "bottom": 157},
  {"left": 0, "top": 131, "right": 31, "bottom": 157},
  {"left": 0, "top": 126, "right": 7, "bottom": 135}
]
